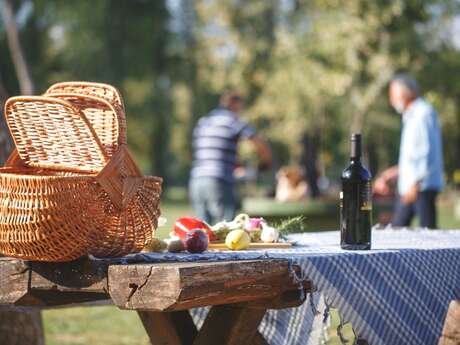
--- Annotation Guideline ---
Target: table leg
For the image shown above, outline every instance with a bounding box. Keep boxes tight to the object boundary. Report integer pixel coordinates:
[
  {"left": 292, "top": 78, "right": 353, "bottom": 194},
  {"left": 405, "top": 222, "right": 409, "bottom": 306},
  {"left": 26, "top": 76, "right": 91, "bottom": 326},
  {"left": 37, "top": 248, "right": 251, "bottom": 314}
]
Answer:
[
  {"left": 138, "top": 281, "right": 307, "bottom": 345},
  {"left": 138, "top": 310, "right": 197, "bottom": 345},
  {"left": 438, "top": 300, "right": 460, "bottom": 345},
  {"left": 192, "top": 303, "right": 267, "bottom": 345},
  {"left": 252, "top": 330, "right": 270, "bottom": 345},
  {"left": 0, "top": 309, "right": 45, "bottom": 345}
]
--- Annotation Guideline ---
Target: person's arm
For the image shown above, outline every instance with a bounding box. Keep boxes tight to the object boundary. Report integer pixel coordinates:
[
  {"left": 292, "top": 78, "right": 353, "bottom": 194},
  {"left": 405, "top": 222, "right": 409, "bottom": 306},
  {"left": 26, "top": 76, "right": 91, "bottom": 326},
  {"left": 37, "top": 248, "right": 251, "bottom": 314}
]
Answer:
[
  {"left": 401, "top": 181, "right": 420, "bottom": 204},
  {"left": 381, "top": 165, "right": 399, "bottom": 181},
  {"left": 249, "top": 135, "right": 272, "bottom": 170},
  {"left": 373, "top": 165, "right": 399, "bottom": 195},
  {"left": 236, "top": 118, "right": 272, "bottom": 170}
]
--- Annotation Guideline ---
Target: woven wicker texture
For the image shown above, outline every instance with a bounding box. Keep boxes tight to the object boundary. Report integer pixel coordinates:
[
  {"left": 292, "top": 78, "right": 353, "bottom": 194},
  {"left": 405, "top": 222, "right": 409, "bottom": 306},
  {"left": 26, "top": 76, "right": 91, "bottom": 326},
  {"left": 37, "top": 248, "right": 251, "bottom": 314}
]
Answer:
[
  {"left": 0, "top": 83, "right": 162, "bottom": 261},
  {"left": 46, "top": 93, "right": 125, "bottom": 157},
  {"left": 45, "top": 81, "right": 127, "bottom": 150},
  {"left": 0, "top": 168, "right": 162, "bottom": 261},
  {"left": 45, "top": 81, "right": 124, "bottom": 110},
  {"left": 5, "top": 96, "right": 108, "bottom": 173}
]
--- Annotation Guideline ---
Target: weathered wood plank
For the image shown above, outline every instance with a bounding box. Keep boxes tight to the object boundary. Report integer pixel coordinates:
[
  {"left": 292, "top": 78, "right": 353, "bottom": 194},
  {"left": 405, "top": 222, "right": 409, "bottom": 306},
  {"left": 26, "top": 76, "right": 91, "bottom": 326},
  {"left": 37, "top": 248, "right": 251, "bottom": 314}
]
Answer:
[
  {"left": 248, "top": 288, "right": 308, "bottom": 310},
  {"left": 438, "top": 300, "right": 460, "bottom": 345},
  {"left": 0, "top": 259, "right": 31, "bottom": 305},
  {"left": 29, "top": 258, "right": 108, "bottom": 292},
  {"left": 193, "top": 303, "right": 267, "bottom": 345},
  {"left": 138, "top": 310, "right": 197, "bottom": 345},
  {"left": 108, "top": 260, "right": 305, "bottom": 312},
  {"left": 0, "top": 257, "right": 109, "bottom": 307},
  {"left": 1, "top": 257, "right": 310, "bottom": 311}
]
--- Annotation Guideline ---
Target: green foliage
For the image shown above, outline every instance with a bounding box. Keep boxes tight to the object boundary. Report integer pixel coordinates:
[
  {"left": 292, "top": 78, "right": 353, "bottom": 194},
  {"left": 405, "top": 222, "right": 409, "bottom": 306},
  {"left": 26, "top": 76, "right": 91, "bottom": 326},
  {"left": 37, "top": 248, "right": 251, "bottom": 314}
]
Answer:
[{"left": 1, "top": 0, "right": 460, "bottom": 185}]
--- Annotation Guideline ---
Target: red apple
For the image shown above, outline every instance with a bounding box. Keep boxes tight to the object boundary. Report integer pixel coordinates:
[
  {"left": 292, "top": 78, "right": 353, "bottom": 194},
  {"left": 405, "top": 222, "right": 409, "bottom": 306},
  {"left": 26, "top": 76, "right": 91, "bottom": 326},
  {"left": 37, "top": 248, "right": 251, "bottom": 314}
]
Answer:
[{"left": 184, "top": 229, "right": 209, "bottom": 253}]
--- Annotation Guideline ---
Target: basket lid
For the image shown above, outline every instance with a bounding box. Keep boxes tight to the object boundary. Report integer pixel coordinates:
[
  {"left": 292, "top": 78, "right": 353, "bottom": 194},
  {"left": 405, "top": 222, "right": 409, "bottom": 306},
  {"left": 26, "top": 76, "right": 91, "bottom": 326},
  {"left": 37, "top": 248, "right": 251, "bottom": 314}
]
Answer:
[
  {"left": 47, "top": 93, "right": 126, "bottom": 157},
  {"left": 45, "top": 82, "right": 127, "bottom": 158},
  {"left": 45, "top": 81, "right": 125, "bottom": 111},
  {"left": 4, "top": 96, "right": 108, "bottom": 174}
]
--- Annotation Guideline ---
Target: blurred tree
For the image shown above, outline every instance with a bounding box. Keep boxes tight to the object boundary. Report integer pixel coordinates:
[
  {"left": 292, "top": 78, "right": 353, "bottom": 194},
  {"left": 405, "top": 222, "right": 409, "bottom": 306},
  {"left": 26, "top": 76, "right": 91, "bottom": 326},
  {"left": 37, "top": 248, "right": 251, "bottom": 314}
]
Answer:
[
  {"left": 0, "top": 70, "right": 13, "bottom": 164},
  {"left": 1, "top": 0, "right": 460, "bottom": 187},
  {"left": 18, "top": 0, "right": 173, "bottom": 179},
  {"left": 0, "top": 2, "right": 42, "bottom": 342},
  {"left": 0, "top": 0, "right": 34, "bottom": 94}
]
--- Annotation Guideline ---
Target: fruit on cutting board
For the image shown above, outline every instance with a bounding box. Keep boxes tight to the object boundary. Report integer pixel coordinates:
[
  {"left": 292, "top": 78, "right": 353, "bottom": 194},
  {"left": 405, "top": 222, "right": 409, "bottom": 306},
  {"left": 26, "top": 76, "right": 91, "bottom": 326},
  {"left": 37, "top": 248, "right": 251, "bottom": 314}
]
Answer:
[
  {"left": 245, "top": 217, "right": 265, "bottom": 241},
  {"left": 245, "top": 217, "right": 264, "bottom": 231},
  {"left": 165, "top": 237, "right": 186, "bottom": 252},
  {"left": 225, "top": 229, "right": 251, "bottom": 250},
  {"left": 211, "top": 214, "right": 252, "bottom": 241},
  {"left": 174, "top": 217, "right": 217, "bottom": 241},
  {"left": 260, "top": 224, "right": 280, "bottom": 243},
  {"left": 143, "top": 238, "right": 167, "bottom": 252},
  {"left": 184, "top": 229, "right": 209, "bottom": 253}
]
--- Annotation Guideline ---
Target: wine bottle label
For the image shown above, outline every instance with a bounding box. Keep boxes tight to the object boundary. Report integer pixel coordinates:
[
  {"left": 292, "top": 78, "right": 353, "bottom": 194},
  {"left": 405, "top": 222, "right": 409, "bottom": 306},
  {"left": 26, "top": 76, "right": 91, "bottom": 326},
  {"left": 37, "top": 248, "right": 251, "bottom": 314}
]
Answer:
[{"left": 361, "top": 181, "right": 372, "bottom": 211}]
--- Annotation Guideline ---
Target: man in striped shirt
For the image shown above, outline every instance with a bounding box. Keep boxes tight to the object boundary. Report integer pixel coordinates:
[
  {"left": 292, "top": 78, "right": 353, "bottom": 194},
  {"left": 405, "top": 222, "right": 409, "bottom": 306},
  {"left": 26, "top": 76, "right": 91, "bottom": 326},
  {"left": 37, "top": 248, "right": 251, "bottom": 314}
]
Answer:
[{"left": 189, "top": 91, "right": 272, "bottom": 225}]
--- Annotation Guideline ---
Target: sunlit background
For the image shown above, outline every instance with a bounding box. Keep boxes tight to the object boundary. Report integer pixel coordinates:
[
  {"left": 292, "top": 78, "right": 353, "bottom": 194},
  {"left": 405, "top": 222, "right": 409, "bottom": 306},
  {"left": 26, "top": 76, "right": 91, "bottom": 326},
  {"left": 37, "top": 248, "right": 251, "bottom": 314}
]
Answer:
[{"left": 1, "top": 1, "right": 460, "bottom": 344}]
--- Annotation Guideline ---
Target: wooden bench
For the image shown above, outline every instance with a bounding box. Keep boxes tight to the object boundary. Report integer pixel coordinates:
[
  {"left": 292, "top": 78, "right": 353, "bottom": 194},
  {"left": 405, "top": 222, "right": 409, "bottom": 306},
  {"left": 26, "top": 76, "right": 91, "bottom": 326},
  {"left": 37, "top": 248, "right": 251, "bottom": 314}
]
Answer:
[{"left": 0, "top": 257, "right": 311, "bottom": 345}]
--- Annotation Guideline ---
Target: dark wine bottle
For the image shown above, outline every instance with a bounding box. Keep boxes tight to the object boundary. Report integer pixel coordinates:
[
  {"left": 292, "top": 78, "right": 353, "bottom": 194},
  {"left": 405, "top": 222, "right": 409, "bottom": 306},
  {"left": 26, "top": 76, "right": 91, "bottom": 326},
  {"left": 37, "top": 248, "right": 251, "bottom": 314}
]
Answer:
[{"left": 340, "top": 133, "right": 372, "bottom": 250}]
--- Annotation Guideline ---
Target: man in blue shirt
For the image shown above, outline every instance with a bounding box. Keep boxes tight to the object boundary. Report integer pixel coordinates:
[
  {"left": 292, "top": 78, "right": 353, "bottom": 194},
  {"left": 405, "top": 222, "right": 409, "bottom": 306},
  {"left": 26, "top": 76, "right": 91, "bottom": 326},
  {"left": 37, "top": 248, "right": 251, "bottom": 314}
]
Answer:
[
  {"left": 189, "top": 91, "right": 272, "bottom": 225},
  {"left": 374, "top": 74, "right": 444, "bottom": 228}
]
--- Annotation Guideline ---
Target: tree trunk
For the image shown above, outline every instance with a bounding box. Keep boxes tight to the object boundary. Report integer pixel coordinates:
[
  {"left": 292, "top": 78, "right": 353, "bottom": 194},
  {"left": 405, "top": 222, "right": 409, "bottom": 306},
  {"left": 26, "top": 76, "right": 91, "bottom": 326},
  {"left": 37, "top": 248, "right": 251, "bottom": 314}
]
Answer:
[
  {"left": 0, "top": 46, "right": 44, "bottom": 345},
  {"left": 0, "top": 0, "right": 35, "bottom": 94},
  {"left": 0, "top": 310, "right": 45, "bottom": 345},
  {"left": 300, "top": 130, "right": 320, "bottom": 198},
  {"left": 0, "top": 71, "right": 13, "bottom": 162}
]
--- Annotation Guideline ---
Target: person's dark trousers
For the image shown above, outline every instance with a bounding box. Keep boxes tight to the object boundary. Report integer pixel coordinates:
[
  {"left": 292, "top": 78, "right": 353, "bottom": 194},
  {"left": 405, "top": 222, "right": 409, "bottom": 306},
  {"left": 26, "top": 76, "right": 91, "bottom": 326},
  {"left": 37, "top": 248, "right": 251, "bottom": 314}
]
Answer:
[
  {"left": 391, "top": 190, "right": 439, "bottom": 228},
  {"left": 189, "top": 177, "right": 236, "bottom": 225}
]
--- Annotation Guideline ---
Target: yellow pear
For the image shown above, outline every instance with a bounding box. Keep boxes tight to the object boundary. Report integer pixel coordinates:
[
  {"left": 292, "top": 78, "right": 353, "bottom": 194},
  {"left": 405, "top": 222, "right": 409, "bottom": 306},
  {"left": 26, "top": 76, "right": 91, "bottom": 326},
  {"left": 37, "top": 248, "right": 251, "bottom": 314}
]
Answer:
[{"left": 225, "top": 229, "right": 251, "bottom": 250}]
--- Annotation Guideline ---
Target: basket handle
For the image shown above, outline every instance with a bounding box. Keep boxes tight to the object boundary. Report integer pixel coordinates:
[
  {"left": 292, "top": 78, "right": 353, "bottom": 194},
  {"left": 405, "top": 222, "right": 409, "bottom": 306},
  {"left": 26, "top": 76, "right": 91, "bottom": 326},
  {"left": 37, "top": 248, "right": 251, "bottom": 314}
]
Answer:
[
  {"left": 45, "top": 82, "right": 127, "bottom": 148},
  {"left": 4, "top": 96, "right": 108, "bottom": 173},
  {"left": 4, "top": 149, "right": 26, "bottom": 168},
  {"left": 45, "top": 81, "right": 125, "bottom": 111},
  {"left": 47, "top": 93, "right": 127, "bottom": 156}
]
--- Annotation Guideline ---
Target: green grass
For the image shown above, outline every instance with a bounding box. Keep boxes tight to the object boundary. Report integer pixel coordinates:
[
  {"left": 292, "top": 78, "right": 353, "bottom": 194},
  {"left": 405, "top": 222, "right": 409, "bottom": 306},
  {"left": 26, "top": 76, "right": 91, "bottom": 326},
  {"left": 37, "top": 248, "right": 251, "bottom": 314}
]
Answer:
[
  {"left": 155, "top": 198, "right": 194, "bottom": 239},
  {"left": 43, "top": 194, "right": 460, "bottom": 345},
  {"left": 43, "top": 306, "right": 351, "bottom": 345},
  {"left": 44, "top": 306, "right": 149, "bottom": 345}
]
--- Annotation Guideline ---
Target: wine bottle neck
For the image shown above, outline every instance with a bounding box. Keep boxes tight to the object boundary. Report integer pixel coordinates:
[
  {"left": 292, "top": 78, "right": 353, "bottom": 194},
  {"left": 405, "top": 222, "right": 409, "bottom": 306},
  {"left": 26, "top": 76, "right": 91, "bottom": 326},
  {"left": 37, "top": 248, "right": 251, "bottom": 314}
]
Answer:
[
  {"left": 350, "top": 134, "right": 362, "bottom": 160},
  {"left": 350, "top": 157, "right": 361, "bottom": 164}
]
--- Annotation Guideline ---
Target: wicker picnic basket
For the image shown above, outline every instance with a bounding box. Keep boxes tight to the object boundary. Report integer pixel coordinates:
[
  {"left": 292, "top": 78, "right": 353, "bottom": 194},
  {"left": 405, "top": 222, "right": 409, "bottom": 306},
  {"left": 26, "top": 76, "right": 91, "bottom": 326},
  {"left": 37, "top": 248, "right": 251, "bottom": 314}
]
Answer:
[{"left": 0, "top": 82, "right": 162, "bottom": 262}]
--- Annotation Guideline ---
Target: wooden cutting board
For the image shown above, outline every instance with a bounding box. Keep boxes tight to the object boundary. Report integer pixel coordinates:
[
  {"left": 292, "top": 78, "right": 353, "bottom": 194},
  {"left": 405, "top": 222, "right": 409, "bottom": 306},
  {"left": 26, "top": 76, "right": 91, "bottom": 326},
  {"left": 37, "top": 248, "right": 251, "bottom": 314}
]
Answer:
[{"left": 208, "top": 242, "right": 292, "bottom": 250}]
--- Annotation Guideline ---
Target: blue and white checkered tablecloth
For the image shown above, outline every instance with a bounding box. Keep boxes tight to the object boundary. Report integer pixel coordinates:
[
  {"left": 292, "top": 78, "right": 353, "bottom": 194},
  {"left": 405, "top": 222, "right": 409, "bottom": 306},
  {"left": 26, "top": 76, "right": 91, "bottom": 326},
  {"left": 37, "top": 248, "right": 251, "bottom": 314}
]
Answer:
[{"left": 109, "top": 228, "right": 460, "bottom": 345}]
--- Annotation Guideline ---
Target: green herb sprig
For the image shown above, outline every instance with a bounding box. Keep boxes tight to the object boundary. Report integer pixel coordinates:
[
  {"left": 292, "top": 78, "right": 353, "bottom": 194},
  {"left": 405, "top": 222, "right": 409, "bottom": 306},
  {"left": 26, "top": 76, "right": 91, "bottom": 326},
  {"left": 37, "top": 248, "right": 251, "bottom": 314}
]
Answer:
[{"left": 275, "top": 216, "right": 307, "bottom": 235}]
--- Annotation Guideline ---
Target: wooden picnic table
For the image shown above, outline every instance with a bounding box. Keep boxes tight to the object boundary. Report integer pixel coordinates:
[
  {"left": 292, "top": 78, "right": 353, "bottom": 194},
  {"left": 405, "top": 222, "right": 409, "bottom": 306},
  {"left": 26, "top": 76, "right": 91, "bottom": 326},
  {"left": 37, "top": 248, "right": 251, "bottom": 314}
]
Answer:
[{"left": 0, "top": 257, "right": 311, "bottom": 345}]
